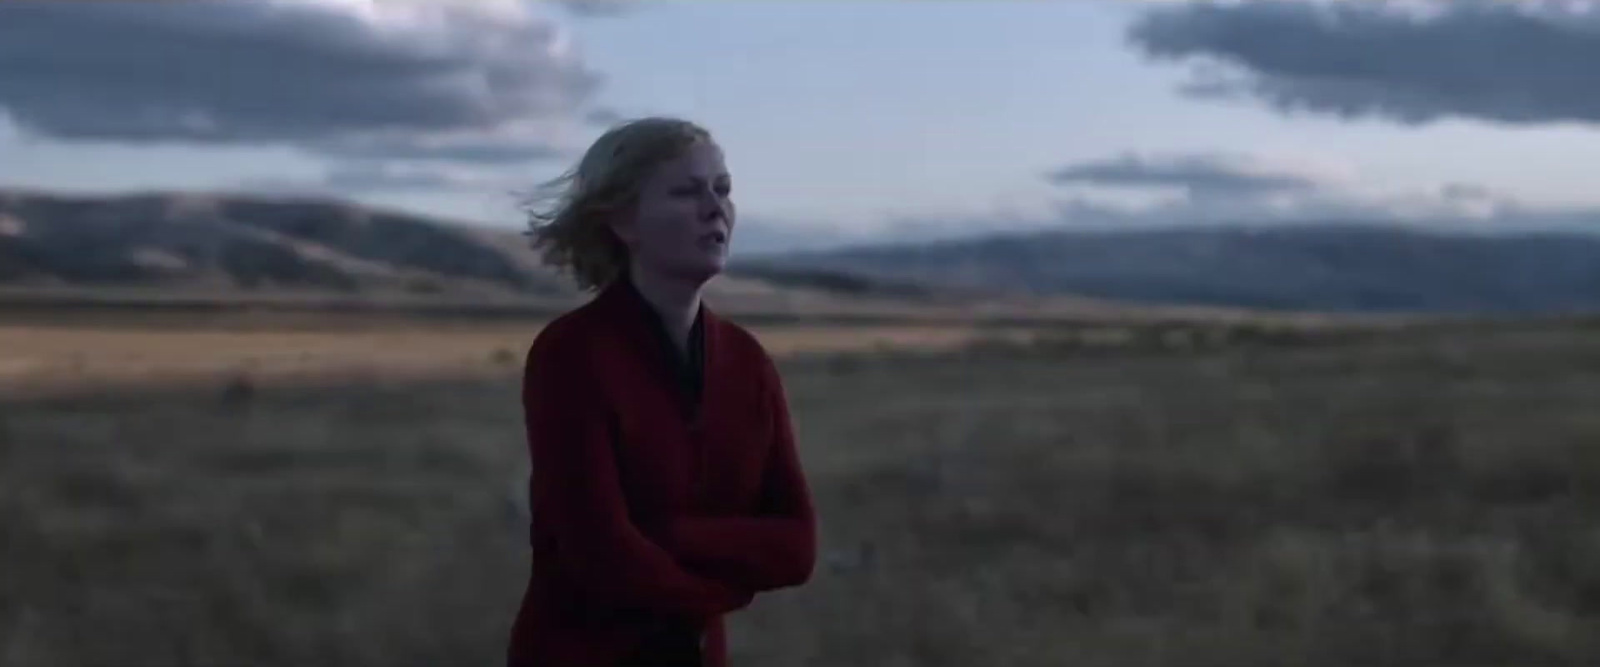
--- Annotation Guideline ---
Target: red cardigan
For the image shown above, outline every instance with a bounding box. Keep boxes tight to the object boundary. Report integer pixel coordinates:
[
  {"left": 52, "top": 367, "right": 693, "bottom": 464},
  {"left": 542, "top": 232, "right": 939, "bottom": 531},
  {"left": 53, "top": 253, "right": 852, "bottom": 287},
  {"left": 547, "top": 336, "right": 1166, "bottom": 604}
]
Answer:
[{"left": 507, "top": 280, "right": 818, "bottom": 667}]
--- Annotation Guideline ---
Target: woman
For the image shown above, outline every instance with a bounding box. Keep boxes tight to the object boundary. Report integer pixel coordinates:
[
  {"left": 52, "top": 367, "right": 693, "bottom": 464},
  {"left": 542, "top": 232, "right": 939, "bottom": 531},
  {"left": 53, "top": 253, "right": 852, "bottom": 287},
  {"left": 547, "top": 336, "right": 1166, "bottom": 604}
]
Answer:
[{"left": 508, "top": 117, "right": 818, "bottom": 667}]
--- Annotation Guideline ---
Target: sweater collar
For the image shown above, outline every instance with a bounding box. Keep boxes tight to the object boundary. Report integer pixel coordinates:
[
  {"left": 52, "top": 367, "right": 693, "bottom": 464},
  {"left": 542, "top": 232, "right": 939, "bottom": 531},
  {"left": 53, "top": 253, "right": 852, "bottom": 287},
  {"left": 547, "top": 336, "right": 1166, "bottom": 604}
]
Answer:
[
  {"left": 594, "top": 275, "right": 719, "bottom": 419},
  {"left": 594, "top": 274, "right": 721, "bottom": 337}
]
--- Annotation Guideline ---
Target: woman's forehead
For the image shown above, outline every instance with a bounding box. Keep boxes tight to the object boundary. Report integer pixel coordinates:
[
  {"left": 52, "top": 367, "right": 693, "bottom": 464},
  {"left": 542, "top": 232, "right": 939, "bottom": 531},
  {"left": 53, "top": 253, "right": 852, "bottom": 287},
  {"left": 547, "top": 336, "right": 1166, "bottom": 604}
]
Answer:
[{"left": 655, "top": 141, "right": 729, "bottom": 180}]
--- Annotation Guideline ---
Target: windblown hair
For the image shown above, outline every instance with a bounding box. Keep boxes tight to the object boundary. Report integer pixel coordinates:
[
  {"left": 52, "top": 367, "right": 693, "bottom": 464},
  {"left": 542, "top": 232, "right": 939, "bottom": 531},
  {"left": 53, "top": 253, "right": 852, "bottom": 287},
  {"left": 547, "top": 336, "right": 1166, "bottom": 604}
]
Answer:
[{"left": 523, "top": 116, "right": 713, "bottom": 291}]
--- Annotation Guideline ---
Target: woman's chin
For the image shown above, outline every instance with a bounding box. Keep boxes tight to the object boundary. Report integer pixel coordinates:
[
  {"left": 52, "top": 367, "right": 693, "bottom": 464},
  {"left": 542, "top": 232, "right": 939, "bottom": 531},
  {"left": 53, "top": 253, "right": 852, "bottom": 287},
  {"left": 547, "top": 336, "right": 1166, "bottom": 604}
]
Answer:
[
  {"left": 697, "top": 250, "right": 730, "bottom": 273},
  {"left": 697, "top": 263, "right": 727, "bottom": 282}
]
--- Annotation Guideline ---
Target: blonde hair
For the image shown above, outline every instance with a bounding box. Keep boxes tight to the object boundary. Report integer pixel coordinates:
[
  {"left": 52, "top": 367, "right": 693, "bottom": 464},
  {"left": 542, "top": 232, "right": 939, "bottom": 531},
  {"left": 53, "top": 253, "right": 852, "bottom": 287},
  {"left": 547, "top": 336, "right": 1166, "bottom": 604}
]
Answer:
[{"left": 524, "top": 116, "right": 714, "bottom": 291}]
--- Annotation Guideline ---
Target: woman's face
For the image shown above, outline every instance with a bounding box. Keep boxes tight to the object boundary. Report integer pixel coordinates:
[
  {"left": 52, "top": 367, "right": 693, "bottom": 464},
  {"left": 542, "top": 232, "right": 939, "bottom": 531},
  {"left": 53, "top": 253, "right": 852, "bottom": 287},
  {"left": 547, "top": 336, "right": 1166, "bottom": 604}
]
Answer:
[{"left": 613, "top": 140, "right": 735, "bottom": 284}]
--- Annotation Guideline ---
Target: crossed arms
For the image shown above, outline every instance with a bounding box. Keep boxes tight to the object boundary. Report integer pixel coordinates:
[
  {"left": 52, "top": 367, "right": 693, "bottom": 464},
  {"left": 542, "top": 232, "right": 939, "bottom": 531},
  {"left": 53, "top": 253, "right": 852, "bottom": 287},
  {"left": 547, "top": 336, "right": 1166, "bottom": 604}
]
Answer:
[{"left": 522, "top": 344, "right": 817, "bottom": 621}]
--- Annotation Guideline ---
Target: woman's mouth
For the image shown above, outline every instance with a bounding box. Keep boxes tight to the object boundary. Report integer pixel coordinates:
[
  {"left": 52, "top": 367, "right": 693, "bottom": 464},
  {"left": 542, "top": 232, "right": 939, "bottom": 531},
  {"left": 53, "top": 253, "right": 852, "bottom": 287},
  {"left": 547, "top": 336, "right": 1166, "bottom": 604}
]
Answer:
[{"left": 698, "top": 230, "right": 728, "bottom": 249}]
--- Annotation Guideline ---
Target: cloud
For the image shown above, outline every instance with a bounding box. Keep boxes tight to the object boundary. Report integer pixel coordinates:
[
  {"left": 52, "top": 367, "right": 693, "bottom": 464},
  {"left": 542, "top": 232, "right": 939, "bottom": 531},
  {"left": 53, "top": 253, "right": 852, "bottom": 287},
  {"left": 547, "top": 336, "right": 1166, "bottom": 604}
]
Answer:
[
  {"left": 870, "top": 147, "right": 1548, "bottom": 244},
  {"left": 0, "top": 0, "right": 603, "bottom": 162},
  {"left": 557, "top": 0, "right": 640, "bottom": 18},
  {"left": 1044, "top": 151, "right": 1514, "bottom": 228},
  {"left": 317, "top": 125, "right": 569, "bottom": 164},
  {"left": 321, "top": 163, "right": 521, "bottom": 194},
  {"left": 883, "top": 179, "right": 1558, "bottom": 247},
  {"left": 1128, "top": 0, "right": 1600, "bottom": 126},
  {"left": 243, "top": 161, "right": 524, "bottom": 196},
  {"left": 1440, "top": 182, "right": 1496, "bottom": 202},
  {"left": 584, "top": 107, "right": 628, "bottom": 128},
  {"left": 1046, "top": 152, "right": 1335, "bottom": 199}
]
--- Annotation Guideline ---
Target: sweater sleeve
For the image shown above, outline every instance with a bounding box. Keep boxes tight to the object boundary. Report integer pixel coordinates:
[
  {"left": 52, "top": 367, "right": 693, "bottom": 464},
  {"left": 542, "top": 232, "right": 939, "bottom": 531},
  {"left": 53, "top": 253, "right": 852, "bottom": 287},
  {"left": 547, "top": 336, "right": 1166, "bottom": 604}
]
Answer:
[
  {"left": 523, "top": 333, "right": 753, "bottom": 619},
  {"left": 666, "top": 355, "right": 818, "bottom": 592}
]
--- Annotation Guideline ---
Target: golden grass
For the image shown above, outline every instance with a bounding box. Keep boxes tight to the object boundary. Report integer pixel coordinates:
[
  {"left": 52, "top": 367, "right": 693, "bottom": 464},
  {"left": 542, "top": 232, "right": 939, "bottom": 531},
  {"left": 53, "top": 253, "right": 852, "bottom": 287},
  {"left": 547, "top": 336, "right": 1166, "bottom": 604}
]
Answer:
[{"left": 0, "top": 321, "right": 1018, "bottom": 398}]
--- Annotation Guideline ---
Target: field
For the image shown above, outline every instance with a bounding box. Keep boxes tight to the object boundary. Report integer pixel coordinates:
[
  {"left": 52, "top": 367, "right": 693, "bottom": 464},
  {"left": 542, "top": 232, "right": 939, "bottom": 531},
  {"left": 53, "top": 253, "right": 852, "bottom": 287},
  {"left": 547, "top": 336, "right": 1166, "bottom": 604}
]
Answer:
[
  {"left": 0, "top": 315, "right": 1013, "bottom": 399},
  {"left": 3, "top": 315, "right": 1600, "bottom": 666}
]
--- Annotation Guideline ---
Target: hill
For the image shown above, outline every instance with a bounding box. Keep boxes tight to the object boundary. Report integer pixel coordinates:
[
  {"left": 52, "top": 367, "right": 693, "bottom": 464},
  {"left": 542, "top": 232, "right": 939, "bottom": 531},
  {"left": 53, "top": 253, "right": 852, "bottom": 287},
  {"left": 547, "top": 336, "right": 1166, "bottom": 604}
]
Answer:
[
  {"left": 0, "top": 188, "right": 562, "bottom": 297},
  {"left": 758, "top": 224, "right": 1600, "bottom": 314},
  {"left": 0, "top": 188, "right": 1025, "bottom": 321}
]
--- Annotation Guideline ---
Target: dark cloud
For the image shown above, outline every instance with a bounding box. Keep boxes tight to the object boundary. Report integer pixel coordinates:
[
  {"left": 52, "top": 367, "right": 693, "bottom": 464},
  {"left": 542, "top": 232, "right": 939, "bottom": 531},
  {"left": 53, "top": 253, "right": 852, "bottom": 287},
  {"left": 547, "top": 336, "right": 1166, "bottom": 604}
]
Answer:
[
  {"left": 1046, "top": 152, "right": 1327, "bottom": 198},
  {"left": 1128, "top": 0, "right": 1600, "bottom": 126},
  {"left": 0, "top": 1, "right": 602, "bottom": 161}
]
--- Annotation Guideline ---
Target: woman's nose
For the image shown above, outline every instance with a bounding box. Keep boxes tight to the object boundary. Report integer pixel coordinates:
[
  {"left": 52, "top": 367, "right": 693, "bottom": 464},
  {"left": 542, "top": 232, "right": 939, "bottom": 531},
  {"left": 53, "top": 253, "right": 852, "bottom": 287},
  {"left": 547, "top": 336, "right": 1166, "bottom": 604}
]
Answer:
[{"left": 699, "top": 191, "right": 726, "bottom": 221}]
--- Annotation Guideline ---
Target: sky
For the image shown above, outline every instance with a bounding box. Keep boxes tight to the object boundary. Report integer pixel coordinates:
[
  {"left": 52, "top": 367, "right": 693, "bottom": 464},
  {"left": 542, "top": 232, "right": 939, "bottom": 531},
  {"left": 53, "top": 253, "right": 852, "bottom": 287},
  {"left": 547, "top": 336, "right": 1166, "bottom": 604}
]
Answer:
[{"left": 2, "top": 0, "right": 1600, "bottom": 251}]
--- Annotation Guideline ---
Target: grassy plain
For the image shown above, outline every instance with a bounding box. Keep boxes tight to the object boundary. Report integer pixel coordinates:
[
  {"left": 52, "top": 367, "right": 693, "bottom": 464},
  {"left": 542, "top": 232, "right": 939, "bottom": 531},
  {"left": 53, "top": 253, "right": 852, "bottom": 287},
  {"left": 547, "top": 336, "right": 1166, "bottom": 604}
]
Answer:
[
  {"left": 2, "top": 313, "right": 1599, "bottom": 666},
  {"left": 0, "top": 315, "right": 1008, "bottom": 399}
]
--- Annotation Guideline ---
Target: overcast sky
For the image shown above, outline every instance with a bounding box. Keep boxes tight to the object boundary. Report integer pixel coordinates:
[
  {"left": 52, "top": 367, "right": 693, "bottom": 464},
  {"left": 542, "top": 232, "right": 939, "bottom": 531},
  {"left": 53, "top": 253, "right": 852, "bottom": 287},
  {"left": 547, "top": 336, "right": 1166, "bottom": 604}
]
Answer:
[{"left": 2, "top": 0, "right": 1599, "bottom": 249}]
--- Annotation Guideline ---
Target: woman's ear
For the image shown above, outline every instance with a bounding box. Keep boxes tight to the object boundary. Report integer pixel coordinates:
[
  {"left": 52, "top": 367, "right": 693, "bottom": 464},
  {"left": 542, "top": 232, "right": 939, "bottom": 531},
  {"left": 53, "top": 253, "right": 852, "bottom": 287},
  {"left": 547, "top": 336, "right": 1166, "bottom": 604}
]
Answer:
[
  {"left": 605, "top": 208, "right": 637, "bottom": 248},
  {"left": 607, "top": 196, "right": 648, "bottom": 249}
]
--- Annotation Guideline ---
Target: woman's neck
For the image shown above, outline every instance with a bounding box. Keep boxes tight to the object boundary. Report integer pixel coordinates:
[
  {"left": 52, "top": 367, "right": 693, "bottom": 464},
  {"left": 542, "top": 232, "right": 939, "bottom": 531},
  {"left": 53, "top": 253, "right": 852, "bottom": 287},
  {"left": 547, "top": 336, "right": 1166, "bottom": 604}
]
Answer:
[{"left": 626, "top": 264, "right": 703, "bottom": 353}]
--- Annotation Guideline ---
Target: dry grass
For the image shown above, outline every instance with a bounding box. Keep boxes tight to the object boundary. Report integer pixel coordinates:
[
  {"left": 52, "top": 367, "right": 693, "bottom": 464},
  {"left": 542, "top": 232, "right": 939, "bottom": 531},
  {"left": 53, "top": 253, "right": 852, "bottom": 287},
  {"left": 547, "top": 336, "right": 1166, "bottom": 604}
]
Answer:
[
  {"left": 0, "top": 320, "right": 1012, "bottom": 398},
  {"left": 3, "top": 321, "right": 1600, "bottom": 666}
]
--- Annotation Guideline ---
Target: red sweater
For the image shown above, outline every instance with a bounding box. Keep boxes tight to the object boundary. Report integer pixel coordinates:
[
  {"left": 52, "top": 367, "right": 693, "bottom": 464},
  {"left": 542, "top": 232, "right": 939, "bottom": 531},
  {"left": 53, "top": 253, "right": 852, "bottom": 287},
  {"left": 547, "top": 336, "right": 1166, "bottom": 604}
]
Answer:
[{"left": 507, "top": 280, "right": 818, "bottom": 667}]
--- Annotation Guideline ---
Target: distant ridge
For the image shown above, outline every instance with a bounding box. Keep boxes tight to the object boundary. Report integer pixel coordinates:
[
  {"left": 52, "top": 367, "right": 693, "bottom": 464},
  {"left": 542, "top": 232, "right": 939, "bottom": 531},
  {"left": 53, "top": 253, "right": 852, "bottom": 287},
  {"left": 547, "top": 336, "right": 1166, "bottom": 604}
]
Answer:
[
  {"left": 755, "top": 222, "right": 1600, "bottom": 315},
  {"left": 0, "top": 188, "right": 1129, "bottom": 323},
  {"left": 10, "top": 187, "right": 1588, "bottom": 317}
]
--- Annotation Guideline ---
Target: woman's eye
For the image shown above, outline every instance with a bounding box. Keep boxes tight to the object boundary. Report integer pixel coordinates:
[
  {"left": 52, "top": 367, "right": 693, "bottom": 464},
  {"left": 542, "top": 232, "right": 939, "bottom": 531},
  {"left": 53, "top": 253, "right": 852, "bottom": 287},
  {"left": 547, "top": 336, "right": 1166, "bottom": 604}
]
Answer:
[{"left": 669, "top": 183, "right": 730, "bottom": 198}]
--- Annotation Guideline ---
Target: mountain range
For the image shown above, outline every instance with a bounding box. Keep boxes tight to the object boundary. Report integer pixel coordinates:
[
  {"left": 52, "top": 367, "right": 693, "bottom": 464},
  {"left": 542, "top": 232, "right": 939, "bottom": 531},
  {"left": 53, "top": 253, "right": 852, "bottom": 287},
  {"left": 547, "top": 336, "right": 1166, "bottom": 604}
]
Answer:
[
  {"left": 755, "top": 224, "right": 1600, "bottom": 315},
  {"left": 3, "top": 187, "right": 1599, "bottom": 317},
  {"left": 0, "top": 188, "right": 1064, "bottom": 321}
]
